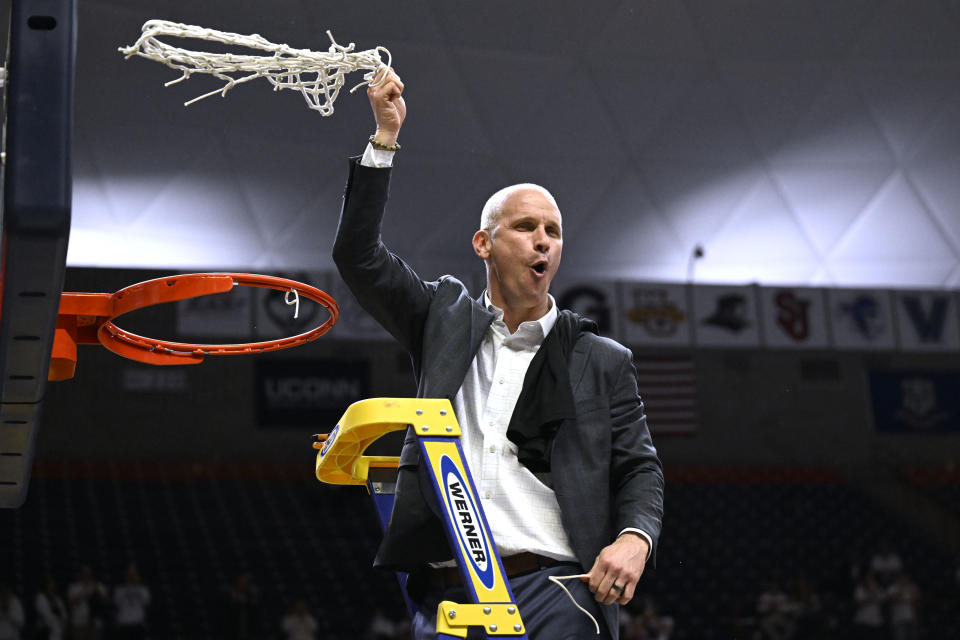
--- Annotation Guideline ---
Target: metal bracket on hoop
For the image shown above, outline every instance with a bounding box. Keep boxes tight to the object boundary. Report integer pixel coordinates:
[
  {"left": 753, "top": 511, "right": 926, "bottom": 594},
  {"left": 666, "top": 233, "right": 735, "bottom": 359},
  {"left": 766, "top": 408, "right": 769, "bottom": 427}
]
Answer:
[{"left": 50, "top": 272, "right": 339, "bottom": 380}]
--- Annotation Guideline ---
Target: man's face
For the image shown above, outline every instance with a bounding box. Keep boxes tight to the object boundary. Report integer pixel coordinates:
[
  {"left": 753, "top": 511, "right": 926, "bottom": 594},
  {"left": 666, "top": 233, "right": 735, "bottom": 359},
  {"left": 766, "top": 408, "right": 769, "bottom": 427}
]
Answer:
[{"left": 473, "top": 188, "right": 563, "bottom": 313}]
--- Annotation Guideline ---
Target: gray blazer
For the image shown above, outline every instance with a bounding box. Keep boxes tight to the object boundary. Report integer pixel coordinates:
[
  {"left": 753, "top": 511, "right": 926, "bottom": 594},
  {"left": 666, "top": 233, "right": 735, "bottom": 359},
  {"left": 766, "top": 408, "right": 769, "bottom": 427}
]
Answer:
[{"left": 333, "top": 158, "right": 664, "bottom": 633}]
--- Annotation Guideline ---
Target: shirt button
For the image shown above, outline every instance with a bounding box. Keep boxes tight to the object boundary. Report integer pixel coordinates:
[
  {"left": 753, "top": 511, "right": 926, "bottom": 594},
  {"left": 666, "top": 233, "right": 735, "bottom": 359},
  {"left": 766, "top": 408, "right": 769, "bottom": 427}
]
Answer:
[
  {"left": 489, "top": 445, "right": 496, "bottom": 453},
  {"left": 498, "top": 378, "right": 504, "bottom": 384},
  {"left": 484, "top": 491, "right": 492, "bottom": 499}
]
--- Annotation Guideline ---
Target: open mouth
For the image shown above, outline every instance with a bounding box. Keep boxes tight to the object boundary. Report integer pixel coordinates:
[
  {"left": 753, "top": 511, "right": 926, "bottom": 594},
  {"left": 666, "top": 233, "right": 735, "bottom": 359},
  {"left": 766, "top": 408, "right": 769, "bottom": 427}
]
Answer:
[{"left": 531, "top": 262, "right": 547, "bottom": 275}]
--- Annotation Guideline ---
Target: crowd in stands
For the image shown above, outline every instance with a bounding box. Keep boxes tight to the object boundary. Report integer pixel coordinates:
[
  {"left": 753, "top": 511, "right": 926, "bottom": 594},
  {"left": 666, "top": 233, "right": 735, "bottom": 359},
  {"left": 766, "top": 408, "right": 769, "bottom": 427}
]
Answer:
[
  {"left": 2, "top": 470, "right": 958, "bottom": 639},
  {"left": 1, "top": 549, "right": 957, "bottom": 639},
  {"left": 0, "top": 564, "right": 149, "bottom": 640},
  {"left": 620, "top": 597, "right": 675, "bottom": 639},
  {"left": 2, "top": 571, "right": 674, "bottom": 640},
  {"left": 742, "top": 545, "right": 929, "bottom": 640},
  {"left": 848, "top": 545, "right": 922, "bottom": 640},
  {"left": 0, "top": 566, "right": 334, "bottom": 640}
]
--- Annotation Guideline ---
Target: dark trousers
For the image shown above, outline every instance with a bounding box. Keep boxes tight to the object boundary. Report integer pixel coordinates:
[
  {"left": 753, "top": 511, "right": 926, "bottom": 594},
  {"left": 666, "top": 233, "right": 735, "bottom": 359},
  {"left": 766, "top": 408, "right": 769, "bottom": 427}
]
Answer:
[{"left": 410, "top": 564, "right": 614, "bottom": 640}]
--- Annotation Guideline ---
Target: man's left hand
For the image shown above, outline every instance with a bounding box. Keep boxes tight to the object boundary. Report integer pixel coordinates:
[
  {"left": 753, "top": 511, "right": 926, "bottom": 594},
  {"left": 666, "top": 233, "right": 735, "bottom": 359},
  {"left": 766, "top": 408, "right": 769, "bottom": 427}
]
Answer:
[{"left": 586, "top": 533, "right": 649, "bottom": 605}]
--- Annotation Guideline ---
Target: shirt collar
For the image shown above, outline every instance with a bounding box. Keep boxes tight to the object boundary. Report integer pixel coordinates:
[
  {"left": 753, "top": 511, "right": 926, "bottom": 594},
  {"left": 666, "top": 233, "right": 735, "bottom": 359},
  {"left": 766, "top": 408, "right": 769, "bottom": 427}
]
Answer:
[{"left": 483, "top": 291, "right": 558, "bottom": 340}]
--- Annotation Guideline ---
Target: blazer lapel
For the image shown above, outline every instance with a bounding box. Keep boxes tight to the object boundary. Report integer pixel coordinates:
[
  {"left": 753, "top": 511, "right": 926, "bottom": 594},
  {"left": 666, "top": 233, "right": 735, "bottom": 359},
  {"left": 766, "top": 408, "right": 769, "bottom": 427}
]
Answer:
[
  {"left": 469, "top": 298, "right": 494, "bottom": 364},
  {"left": 420, "top": 296, "right": 494, "bottom": 401},
  {"left": 549, "top": 336, "right": 594, "bottom": 487}
]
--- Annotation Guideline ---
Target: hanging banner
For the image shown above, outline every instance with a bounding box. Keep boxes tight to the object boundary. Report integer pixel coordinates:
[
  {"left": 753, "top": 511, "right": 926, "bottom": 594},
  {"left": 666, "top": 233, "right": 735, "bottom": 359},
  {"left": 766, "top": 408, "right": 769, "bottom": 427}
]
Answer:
[
  {"left": 828, "top": 289, "right": 896, "bottom": 350},
  {"left": 315, "top": 266, "right": 960, "bottom": 356},
  {"left": 691, "top": 285, "right": 761, "bottom": 348},
  {"left": 869, "top": 371, "right": 960, "bottom": 433},
  {"left": 121, "top": 367, "right": 189, "bottom": 393},
  {"left": 552, "top": 279, "right": 620, "bottom": 338},
  {"left": 255, "top": 358, "right": 370, "bottom": 427},
  {"left": 177, "top": 283, "right": 253, "bottom": 338},
  {"left": 621, "top": 283, "right": 692, "bottom": 347},
  {"left": 893, "top": 290, "right": 960, "bottom": 352},
  {"left": 759, "top": 287, "right": 829, "bottom": 349},
  {"left": 252, "top": 271, "right": 343, "bottom": 341},
  {"left": 634, "top": 352, "right": 697, "bottom": 434}
]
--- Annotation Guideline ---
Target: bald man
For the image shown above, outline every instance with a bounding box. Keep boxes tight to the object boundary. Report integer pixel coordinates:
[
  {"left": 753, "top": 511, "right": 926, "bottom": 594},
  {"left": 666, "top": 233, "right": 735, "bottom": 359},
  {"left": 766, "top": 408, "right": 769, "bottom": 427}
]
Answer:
[{"left": 332, "top": 68, "right": 663, "bottom": 640}]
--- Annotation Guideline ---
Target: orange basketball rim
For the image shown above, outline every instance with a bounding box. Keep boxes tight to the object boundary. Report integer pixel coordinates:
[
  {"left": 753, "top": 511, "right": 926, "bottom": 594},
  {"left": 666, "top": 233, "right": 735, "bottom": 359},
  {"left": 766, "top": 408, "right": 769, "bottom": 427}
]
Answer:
[{"left": 50, "top": 272, "right": 339, "bottom": 381}]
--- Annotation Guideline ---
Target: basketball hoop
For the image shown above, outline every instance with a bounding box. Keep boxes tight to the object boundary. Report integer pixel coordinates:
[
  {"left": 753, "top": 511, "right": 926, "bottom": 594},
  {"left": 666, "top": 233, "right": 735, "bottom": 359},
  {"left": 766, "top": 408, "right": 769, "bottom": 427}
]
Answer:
[{"left": 50, "top": 273, "right": 339, "bottom": 381}]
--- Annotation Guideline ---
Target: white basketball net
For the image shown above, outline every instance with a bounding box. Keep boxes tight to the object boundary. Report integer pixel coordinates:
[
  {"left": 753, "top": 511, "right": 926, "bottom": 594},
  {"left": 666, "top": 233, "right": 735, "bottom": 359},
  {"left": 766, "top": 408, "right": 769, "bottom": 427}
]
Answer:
[{"left": 119, "top": 20, "right": 391, "bottom": 116}]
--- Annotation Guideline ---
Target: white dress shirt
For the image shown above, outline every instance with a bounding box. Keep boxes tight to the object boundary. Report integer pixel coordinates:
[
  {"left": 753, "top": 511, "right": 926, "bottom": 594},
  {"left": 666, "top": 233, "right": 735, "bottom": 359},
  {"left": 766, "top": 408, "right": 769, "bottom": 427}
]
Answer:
[{"left": 451, "top": 293, "right": 578, "bottom": 561}]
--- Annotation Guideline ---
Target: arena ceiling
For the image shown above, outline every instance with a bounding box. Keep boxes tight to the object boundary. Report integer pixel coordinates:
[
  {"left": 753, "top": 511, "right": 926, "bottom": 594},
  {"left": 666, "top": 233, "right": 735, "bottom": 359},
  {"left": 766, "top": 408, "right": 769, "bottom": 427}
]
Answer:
[{"left": 5, "top": 0, "right": 960, "bottom": 288}]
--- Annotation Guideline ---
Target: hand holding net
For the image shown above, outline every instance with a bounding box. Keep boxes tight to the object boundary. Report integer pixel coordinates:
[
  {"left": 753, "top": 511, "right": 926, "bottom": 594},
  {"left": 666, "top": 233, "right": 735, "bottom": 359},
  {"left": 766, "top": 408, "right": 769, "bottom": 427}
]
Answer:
[{"left": 119, "top": 20, "right": 391, "bottom": 116}]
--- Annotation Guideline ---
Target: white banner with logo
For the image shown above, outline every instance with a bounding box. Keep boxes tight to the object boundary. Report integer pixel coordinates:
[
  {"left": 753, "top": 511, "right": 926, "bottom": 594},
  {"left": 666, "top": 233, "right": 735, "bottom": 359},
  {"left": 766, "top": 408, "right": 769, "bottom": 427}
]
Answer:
[
  {"left": 893, "top": 290, "right": 960, "bottom": 352},
  {"left": 691, "top": 284, "right": 761, "bottom": 348},
  {"left": 551, "top": 279, "right": 620, "bottom": 337},
  {"left": 620, "top": 283, "right": 692, "bottom": 347},
  {"left": 827, "top": 289, "right": 896, "bottom": 350},
  {"left": 759, "top": 287, "right": 829, "bottom": 349},
  {"left": 250, "top": 271, "right": 361, "bottom": 343}
]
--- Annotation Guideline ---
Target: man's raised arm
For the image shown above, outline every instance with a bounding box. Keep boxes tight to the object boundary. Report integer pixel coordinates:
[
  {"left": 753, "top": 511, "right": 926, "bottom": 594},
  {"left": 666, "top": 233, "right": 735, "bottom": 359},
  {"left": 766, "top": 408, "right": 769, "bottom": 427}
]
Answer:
[
  {"left": 367, "top": 67, "right": 406, "bottom": 155},
  {"left": 333, "top": 65, "right": 433, "bottom": 354}
]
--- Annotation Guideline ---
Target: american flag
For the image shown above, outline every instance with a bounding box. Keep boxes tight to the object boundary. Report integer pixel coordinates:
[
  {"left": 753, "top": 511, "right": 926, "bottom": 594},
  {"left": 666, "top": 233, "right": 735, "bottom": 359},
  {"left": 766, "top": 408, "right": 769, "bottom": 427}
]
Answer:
[{"left": 633, "top": 352, "right": 698, "bottom": 435}]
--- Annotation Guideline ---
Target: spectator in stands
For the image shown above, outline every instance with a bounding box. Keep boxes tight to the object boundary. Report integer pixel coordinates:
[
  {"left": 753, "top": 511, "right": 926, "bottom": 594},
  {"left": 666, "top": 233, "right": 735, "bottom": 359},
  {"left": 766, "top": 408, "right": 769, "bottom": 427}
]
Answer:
[
  {"left": 365, "top": 607, "right": 396, "bottom": 640},
  {"left": 886, "top": 570, "right": 920, "bottom": 640},
  {"left": 391, "top": 613, "right": 411, "bottom": 639},
  {"left": 789, "top": 577, "right": 823, "bottom": 639},
  {"left": 869, "top": 541, "right": 903, "bottom": 586},
  {"left": 112, "top": 563, "right": 150, "bottom": 639},
  {"left": 756, "top": 581, "right": 795, "bottom": 640},
  {"left": 34, "top": 577, "right": 68, "bottom": 640},
  {"left": 852, "top": 572, "right": 886, "bottom": 640},
  {"left": 280, "top": 598, "right": 317, "bottom": 640},
  {"left": 67, "top": 565, "right": 109, "bottom": 640},
  {"left": 0, "top": 584, "right": 25, "bottom": 640},
  {"left": 622, "top": 597, "right": 674, "bottom": 640},
  {"left": 223, "top": 572, "right": 261, "bottom": 640},
  {"left": 954, "top": 561, "right": 960, "bottom": 625},
  {"left": 618, "top": 606, "right": 635, "bottom": 638},
  {"left": 846, "top": 550, "right": 867, "bottom": 593}
]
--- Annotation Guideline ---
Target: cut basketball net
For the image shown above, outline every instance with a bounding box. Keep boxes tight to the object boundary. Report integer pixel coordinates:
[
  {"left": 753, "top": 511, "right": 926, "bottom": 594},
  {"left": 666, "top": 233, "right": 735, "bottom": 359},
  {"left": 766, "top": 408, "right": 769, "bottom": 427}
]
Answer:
[{"left": 119, "top": 20, "right": 391, "bottom": 116}]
